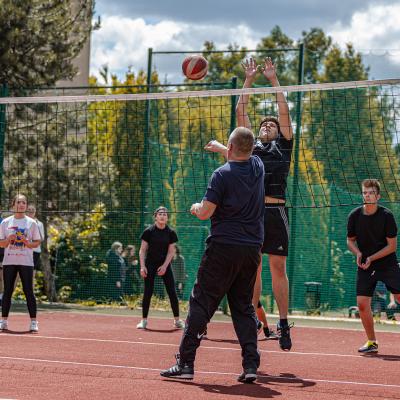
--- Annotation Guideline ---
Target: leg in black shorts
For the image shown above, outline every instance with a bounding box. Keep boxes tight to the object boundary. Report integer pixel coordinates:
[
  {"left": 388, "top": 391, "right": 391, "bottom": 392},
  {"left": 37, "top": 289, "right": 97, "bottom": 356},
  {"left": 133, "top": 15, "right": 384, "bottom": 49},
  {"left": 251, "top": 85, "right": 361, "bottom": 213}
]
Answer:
[
  {"left": 262, "top": 205, "right": 289, "bottom": 256},
  {"left": 357, "top": 263, "right": 400, "bottom": 297}
]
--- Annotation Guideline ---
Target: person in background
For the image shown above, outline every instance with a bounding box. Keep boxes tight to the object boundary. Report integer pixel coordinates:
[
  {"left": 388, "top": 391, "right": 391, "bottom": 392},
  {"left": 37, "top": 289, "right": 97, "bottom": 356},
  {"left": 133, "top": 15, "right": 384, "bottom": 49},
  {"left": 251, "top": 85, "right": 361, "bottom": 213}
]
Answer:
[
  {"left": 106, "top": 242, "right": 126, "bottom": 301},
  {"left": 26, "top": 204, "right": 45, "bottom": 280},
  {"left": 123, "top": 244, "right": 140, "bottom": 295},
  {"left": 171, "top": 245, "right": 187, "bottom": 300}
]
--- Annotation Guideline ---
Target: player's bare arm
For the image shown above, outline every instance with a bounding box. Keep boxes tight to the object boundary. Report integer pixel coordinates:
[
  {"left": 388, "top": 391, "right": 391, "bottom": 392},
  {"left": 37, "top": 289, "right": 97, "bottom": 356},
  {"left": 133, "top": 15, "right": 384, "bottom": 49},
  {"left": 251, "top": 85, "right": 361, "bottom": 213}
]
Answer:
[
  {"left": 364, "top": 236, "right": 397, "bottom": 267},
  {"left": 262, "top": 57, "right": 293, "bottom": 140},
  {"left": 139, "top": 240, "right": 149, "bottom": 278},
  {"left": 204, "top": 140, "right": 228, "bottom": 158},
  {"left": 347, "top": 236, "right": 362, "bottom": 267},
  {"left": 158, "top": 243, "right": 176, "bottom": 276},
  {"left": 236, "top": 57, "right": 257, "bottom": 129}
]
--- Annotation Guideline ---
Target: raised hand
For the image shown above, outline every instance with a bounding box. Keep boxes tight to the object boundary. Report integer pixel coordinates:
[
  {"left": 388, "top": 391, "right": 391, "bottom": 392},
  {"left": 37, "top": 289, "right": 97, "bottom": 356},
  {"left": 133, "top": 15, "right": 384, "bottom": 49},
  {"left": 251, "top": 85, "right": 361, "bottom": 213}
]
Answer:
[
  {"left": 262, "top": 57, "right": 277, "bottom": 83},
  {"left": 241, "top": 57, "right": 258, "bottom": 81}
]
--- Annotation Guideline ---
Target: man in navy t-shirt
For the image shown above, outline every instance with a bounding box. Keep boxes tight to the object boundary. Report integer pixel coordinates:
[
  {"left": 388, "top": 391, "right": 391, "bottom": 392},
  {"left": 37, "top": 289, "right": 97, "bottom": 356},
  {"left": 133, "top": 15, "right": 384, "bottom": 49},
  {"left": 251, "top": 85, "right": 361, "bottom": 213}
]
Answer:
[{"left": 161, "top": 127, "right": 265, "bottom": 383}]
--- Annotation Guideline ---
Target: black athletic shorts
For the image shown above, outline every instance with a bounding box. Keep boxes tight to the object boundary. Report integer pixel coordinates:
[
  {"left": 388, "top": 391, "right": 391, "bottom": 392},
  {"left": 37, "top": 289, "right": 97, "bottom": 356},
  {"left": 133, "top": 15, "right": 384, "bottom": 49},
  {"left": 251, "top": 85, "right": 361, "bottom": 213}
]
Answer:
[
  {"left": 357, "top": 263, "right": 400, "bottom": 297},
  {"left": 261, "top": 204, "right": 289, "bottom": 256}
]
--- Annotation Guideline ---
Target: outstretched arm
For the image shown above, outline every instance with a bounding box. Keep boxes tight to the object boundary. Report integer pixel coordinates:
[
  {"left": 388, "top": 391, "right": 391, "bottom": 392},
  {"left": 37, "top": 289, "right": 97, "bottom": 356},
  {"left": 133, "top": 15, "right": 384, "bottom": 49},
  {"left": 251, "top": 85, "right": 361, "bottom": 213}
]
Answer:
[
  {"left": 236, "top": 57, "right": 257, "bottom": 130},
  {"left": 262, "top": 57, "right": 293, "bottom": 140}
]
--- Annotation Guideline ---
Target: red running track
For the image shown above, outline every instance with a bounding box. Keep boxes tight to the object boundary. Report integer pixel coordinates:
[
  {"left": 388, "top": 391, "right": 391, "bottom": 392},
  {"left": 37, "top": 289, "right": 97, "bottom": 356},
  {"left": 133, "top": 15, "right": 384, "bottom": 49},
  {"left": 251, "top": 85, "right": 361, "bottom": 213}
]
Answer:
[{"left": 0, "top": 312, "right": 399, "bottom": 400}]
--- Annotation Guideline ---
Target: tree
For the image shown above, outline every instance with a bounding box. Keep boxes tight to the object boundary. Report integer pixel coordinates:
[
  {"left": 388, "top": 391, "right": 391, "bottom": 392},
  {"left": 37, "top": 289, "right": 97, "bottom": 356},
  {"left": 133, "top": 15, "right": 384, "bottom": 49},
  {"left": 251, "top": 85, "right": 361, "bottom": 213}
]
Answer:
[{"left": 0, "top": 0, "right": 95, "bottom": 89}]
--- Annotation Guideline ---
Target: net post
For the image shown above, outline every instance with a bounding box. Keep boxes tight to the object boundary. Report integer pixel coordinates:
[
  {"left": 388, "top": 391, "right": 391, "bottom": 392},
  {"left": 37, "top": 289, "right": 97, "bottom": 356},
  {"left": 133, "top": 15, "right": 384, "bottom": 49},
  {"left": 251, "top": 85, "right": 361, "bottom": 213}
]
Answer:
[
  {"left": 229, "top": 76, "right": 238, "bottom": 133},
  {"left": 0, "top": 83, "right": 8, "bottom": 199},
  {"left": 288, "top": 43, "right": 305, "bottom": 312},
  {"left": 140, "top": 48, "right": 153, "bottom": 230}
]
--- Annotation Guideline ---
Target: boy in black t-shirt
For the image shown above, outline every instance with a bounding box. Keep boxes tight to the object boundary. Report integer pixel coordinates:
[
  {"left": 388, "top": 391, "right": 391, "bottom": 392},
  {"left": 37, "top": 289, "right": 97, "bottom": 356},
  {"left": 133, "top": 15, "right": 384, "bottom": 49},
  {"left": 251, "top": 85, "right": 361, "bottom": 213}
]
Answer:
[{"left": 347, "top": 179, "right": 400, "bottom": 353}]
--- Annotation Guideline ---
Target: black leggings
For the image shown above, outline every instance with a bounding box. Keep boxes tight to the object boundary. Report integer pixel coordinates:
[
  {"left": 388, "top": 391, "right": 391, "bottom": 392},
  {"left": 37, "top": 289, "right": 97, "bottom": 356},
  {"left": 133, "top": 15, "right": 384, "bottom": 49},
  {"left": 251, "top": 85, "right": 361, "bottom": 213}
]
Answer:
[
  {"left": 2, "top": 265, "right": 36, "bottom": 318},
  {"left": 142, "top": 265, "right": 179, "bottom": 318}
]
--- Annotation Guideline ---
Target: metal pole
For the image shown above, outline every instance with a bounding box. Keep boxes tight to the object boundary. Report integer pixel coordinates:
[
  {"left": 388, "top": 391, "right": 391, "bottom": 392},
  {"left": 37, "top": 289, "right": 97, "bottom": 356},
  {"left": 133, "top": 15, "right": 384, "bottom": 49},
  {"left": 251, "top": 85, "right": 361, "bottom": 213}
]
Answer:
[
  {"left": 140, "top": 48, "right": 153, "bottom": 231},
  {"left": 287, "top": 43, "right": 304, "bottom": 312},
  {"left": 220, "top": 76, "right": 238, "bottom": 315},
  {"left": 229, "top": 76, "right": 238, "bottom": 132},
  {"left": 0, "top": 84, "right": 8, "bottom": 199}
]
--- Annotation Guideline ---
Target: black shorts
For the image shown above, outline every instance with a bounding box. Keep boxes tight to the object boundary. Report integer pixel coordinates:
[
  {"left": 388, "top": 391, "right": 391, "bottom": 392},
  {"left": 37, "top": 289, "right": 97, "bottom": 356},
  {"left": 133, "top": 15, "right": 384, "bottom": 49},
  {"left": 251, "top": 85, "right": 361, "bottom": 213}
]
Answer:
[
  {"left": 33, "top": 252, "right": 42, "bottom": 271},
  {"left": 356, "top": 263, "right": 400, "bottom": 297},
  {"left": 261, "top": 205, "right": 289, "bottom": 256}
]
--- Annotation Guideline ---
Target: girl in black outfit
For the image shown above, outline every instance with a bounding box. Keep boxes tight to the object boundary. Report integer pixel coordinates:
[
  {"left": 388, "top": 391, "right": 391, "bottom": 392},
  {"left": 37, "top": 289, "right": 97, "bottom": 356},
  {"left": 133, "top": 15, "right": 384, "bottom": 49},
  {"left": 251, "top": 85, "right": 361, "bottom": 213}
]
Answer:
[{"left": 137, "top": 206, "right": 184, "bottom": 329}]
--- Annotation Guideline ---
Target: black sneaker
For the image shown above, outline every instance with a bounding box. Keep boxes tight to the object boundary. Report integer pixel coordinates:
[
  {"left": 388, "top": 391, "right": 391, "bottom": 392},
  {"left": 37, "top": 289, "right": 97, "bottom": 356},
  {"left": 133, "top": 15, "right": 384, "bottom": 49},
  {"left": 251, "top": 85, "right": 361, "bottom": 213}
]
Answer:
[
  {"left": 277, "top": 322, "right": 293, "bottom": 351},
  {"left": 256, "top": 319, "right": 264, "bottom": 335},
  {"left": 237, "top": 368, "right": 257, "bottom": 383},
  {"left": 160, "top": 354, "right": 194, "bottom": 380},
  {"left": 264, "top": 327, "right": 279, "bottom": 340}
]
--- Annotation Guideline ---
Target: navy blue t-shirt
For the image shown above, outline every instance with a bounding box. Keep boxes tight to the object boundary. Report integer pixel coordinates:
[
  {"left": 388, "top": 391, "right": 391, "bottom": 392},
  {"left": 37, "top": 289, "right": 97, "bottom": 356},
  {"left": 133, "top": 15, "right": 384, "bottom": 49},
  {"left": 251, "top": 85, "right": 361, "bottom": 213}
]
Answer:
[{"left": 203, "top": 155, "right": 265, "bottom": 247}]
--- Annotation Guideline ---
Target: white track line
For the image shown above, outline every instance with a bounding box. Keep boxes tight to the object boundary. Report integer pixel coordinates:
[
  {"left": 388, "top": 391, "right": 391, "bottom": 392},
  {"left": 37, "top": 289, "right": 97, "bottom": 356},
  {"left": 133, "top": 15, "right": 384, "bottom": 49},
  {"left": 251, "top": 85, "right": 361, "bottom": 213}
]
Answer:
[
  {"left": 0, "top": 333, "right": 385, "bottom": 359},
  {"left": 0, "top": 355, "right": 399, "bottom": 390}
]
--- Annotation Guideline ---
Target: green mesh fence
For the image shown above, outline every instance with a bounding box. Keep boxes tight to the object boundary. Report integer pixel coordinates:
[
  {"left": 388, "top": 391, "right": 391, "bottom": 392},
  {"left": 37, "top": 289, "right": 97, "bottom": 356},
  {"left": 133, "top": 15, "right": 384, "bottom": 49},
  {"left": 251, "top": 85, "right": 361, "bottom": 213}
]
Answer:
[{"left": 0, "top": 79, "right": 399, "bottom": 314}]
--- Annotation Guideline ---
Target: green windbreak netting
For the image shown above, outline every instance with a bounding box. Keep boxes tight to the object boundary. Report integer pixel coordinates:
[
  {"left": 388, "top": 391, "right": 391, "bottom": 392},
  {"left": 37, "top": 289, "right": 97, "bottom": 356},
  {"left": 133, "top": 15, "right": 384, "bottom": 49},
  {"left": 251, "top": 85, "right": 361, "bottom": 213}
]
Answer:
[{"left": 0, "top": 79, "right": 399, "bottom": 313}]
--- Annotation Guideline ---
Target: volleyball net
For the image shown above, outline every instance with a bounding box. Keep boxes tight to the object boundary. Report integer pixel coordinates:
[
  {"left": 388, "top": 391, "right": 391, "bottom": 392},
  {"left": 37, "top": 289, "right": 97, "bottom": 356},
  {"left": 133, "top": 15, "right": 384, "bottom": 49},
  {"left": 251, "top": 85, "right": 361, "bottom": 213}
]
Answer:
[{"left": 0, "top": 78, "right": 399, "bottom": 313}]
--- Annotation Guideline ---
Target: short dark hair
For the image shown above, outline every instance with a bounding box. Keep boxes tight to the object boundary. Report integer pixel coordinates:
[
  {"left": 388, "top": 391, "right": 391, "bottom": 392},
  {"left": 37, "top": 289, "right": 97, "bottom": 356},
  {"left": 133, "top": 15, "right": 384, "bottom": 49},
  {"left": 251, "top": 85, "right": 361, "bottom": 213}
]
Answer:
[
  {"left": 362, "top": 179, "right": 381, "bottom": 195},
  {"left": 153, "top": 206, "right": 168, "bottom": 216},
  {"left": 259, "top": 116, "right": 280, "bottom": 132},
  {"left": 229, "top": 127, "right": 255, "bottom": 157}
]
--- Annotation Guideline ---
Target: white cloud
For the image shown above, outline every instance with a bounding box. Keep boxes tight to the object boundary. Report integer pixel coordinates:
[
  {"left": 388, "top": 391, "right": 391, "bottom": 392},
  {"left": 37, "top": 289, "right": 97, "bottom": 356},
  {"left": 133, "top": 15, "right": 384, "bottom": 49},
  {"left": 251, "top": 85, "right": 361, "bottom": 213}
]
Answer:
[
  {"left": 91, "top": 15, "right": 258, "bottom": 82},
  {"left": 328, "top": 4, "right": 400, "bottom": 65}
]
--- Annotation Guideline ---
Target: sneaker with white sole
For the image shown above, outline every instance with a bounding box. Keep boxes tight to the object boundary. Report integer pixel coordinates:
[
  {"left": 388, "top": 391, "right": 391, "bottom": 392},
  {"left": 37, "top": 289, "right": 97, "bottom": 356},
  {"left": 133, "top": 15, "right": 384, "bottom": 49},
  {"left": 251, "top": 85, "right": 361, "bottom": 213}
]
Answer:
[
  {"left": 174, "top": 319, "right": 185, "bottom": 329},
  {"left": 136, "top": 319, "right": 148, "bottom": 329},
  {"left": 237, "top": 368, "right": 257, "bottom": 383},
  {"left": 30, "top": 320, "right": 39, "bottom": 332},
  {"left": 358, "top": 340, "right": 378, "bottom": 354},
  {"left": 160, "top": 354, "right": 194, "bottom": 380},
  {"left": 0, "top": 320, "right": 8, "bottom": 331}
]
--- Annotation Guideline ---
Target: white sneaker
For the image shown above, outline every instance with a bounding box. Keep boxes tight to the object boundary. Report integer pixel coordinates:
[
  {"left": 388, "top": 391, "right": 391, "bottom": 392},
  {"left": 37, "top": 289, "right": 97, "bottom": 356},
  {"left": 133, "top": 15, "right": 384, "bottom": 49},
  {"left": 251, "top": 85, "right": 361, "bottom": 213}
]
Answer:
[
  {"left": 30, "top": 320, "right": 39, "bottom": 332},
  {"left": 174, "top": 319, "right": 185, "bottom": 329},
  {"left": 136, "top": 319, "right": 147, "bottom": 329},
  {"left": 0, "top": 320, "right": 8, "bottom": 331}
]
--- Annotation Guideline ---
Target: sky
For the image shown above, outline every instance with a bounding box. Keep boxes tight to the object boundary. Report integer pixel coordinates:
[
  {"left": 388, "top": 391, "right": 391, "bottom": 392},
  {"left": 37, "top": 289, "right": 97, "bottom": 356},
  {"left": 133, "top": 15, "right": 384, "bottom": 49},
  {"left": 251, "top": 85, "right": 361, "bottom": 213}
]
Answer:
[{"left": 91, "top": 0, "right": 400, "bottom": 84}]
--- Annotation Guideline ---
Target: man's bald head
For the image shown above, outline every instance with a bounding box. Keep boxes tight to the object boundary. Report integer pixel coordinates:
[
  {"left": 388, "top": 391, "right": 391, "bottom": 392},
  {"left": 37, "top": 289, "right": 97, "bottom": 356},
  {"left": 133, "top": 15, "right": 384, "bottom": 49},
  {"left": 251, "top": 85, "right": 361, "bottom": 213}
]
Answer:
[{"left": 228, "top": 127, "right": 255, "bottom": 159}]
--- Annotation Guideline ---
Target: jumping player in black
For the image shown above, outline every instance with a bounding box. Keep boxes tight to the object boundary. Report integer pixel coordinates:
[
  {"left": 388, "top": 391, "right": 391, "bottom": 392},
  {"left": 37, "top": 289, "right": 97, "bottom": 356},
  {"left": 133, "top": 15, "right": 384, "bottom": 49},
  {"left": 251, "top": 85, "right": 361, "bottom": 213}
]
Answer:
[{"left": 205, "top": 57, "right": 293, "bottom": 349}]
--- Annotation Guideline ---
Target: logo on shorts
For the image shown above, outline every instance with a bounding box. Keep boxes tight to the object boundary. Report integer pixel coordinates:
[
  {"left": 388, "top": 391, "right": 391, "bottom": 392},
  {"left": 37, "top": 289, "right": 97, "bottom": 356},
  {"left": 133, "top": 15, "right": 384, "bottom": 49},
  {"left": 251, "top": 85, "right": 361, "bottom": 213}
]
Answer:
[{"left": 277, "top": 245, "right": 284, "bottom": 251}]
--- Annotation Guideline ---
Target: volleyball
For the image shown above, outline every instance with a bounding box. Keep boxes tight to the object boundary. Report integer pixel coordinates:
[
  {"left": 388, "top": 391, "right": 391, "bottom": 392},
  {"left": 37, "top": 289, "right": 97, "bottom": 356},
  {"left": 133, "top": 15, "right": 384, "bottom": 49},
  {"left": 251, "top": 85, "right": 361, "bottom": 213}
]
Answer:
[{"left": 182, "top": 55, "right": 208, "bottom": 80}]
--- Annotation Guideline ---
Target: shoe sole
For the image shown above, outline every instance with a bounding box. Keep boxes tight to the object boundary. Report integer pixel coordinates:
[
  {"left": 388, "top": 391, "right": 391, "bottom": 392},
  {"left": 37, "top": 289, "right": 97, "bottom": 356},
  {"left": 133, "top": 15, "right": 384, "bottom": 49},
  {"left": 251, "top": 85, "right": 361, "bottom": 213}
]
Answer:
[
  {"left": 160, "top": 374, "right": 194, "bottom": 380},
  {"left": 358, "top": 349, "right": 378, "bottom": 354},
  {"left": 238, "top": 374, "right": 257, "bottom": 383}
]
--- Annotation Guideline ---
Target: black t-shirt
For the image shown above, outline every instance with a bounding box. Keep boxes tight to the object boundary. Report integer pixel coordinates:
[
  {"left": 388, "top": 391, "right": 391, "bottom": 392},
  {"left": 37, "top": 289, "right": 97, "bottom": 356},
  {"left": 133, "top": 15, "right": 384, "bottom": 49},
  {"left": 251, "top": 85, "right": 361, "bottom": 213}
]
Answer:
[
  {"left": 347, "top": 205, "right": 398, "bottom": 268},
  {"left": 203, "top": 155, "right": 265, "bottom": 247},
  {"left": 140, "top": 224, "right": 178, "bottom": 266},
  {"left": 252, "top": 134, "right": 293, "bottom": 200}
]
